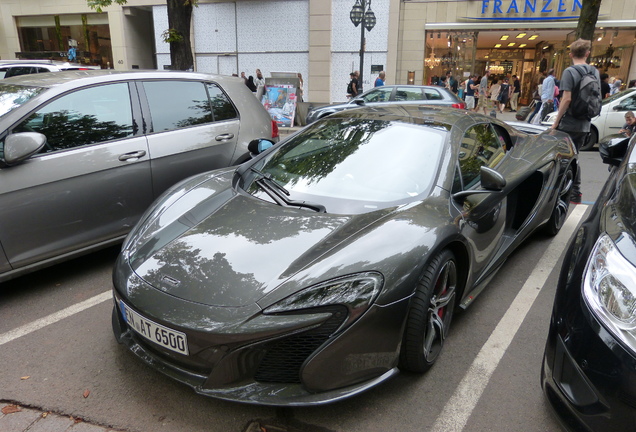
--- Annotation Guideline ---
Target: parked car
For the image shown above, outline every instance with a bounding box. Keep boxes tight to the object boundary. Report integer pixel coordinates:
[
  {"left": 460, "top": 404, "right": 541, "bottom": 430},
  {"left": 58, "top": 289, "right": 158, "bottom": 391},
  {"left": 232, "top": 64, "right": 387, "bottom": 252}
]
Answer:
[
  {"left": 112, "top": 105, "right": 577, "bottom": 406},
  {"left": 541, "top": 134, "right": 636, "bottom": 432},
  {"left": 542, "top": 88, "right": 636, "bottom": 150},
  {"left": 0, "top": 70, "right": 277, "bottom": 282},
  {"left": 305, "top": 85, "right": 466, "bottom": 124},
  {"left": 0, "top": 60, "right": 100, "bottom": 79}
]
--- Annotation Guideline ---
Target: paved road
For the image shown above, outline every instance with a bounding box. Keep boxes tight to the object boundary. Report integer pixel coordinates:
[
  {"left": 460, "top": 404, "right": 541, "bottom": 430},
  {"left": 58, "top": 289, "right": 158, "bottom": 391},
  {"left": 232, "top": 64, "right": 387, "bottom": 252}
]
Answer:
[{"left": 0, "top": 110, "right": 611, "bottom": 432}]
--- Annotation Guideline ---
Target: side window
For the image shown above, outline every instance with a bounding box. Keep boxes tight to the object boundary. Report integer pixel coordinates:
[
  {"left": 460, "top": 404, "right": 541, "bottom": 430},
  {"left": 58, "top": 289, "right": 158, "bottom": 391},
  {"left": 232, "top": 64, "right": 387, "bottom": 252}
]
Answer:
[
  {"left": 458, "top": 124, "right": 505, "bottom": 189},
  {"left": 36, "top": 67, "right": 52, "bottom": 73},
  {"left": 424, "top": 88, "right": 444, "bottom": 100},
  {"left": 143, "top": 81, "right": 212, "bottom": 132},
  {"left": 6, "top": 67, "right": 34, "bottom": 78},
  {"left": 395, "top": 87, "right": 425, "bottom": 101},
  {"left": 14, "top": 83, "right": 134, "bottom": 152},
  {"left": 206, "top": 83, "right": 238, "bottom": 121},
  {"left": 361, "top": 87, "right": 392, "bottom": 102},
  {"left": 492, "top": 124, "right": 513, "bottom": 151},
  {"left": 618, "top": 95, "right": 636, "bottom": 111}
]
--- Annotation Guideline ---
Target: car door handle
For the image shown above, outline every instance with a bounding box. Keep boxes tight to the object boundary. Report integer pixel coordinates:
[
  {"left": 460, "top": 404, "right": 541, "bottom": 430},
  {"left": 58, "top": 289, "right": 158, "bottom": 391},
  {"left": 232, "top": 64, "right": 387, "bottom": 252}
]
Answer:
[
  {"left": 215, "top": 133, "right": 235, "bottom": 142},
  {"left": 118, "top": 150, "right": 147, "bottom": 161}
]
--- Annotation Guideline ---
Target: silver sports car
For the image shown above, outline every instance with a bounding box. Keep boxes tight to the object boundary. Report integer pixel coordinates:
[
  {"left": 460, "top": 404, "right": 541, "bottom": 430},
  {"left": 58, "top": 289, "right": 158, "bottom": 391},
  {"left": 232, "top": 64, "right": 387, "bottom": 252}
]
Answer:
[{"left": 112, "top": 106, "right": 577, "bottom": 406}]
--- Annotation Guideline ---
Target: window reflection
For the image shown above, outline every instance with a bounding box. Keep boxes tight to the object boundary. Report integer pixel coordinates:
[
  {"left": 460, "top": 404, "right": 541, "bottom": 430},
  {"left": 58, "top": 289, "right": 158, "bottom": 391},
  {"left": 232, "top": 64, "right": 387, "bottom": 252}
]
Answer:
[
  {"left": 14, "top": 83, "right": 133, "bottom": 152},
  {"left": 0, "top": 84, "right": 46, "bottom": 118},
  {"left": 458, "top": 124, "right": 505, "bottom": 190}
]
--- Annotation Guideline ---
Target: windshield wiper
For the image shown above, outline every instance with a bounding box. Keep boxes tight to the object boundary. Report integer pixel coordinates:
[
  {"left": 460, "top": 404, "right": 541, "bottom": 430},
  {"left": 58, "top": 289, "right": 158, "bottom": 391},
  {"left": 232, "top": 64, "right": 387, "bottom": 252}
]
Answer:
[{"left": 250, "top": 168, "right": 327, "bottom": 213}]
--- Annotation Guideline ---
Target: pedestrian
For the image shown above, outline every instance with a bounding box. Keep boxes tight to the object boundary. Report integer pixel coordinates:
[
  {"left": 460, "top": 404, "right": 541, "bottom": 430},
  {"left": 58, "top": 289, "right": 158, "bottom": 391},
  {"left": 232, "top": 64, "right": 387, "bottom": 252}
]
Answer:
[
  {"left": 550, "top": 38, "right": 601, "bottom": 204},
  {"left": 347, "top": 71, "right": 359, "bottom": 98},
  {"left": 374, "top": 71, "right": 385, "bottom": 87},
  {"left": 498, "top": 77, "right": 511, "bottom": 113},
  {"left": 254, "top": 69, "right": 265, "bottom": 88},
  {"left": 477, "top": 70, "right": 490, "bottom": 114},
  {"left": 447, "top": 72, "right": 458, "bottom": 94},
  {"left": 527, "top": 76, "right": 544, "bottom": 123},
  {"left": 246, "top": 75, "right": 257, "bottom": 92},
  {"left": 600, "top": 73, "right": 611, "bottom": 99},
  {"left": 465, "top": 74, "right": 477, "bottom": 110},
  {"left": 619, "top": 111, "right": 636, "bottom": 137},
  {"left": 611, "top": 77, "right": 622, "bottom": 95},
  {"left": 510, "top": 75, "right": 520, "bottom": 112},
  {"left": 532, "top": 68, "right": 555, "bottom": 124},
  {"left": 490, "top": 78, "right": 501, "bottom": 111}
]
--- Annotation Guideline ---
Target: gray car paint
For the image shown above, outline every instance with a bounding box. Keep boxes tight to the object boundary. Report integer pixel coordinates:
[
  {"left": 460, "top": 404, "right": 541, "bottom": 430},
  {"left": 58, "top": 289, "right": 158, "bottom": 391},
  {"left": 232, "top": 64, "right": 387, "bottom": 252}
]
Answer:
[
  {"left": 112, "top": 106, "right": 577, "bottom": 405},
  {"left": 0, "top": 70, "right": 272, "bottom": 281}
]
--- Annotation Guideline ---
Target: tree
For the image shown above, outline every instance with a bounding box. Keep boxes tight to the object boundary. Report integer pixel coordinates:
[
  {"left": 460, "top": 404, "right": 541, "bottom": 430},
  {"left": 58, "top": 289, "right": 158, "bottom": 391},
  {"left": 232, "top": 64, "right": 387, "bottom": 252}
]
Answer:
[
  {"left": 575, "top": 0, "right": 602, "bottom": 41},
  {"left": 87, "top": 0, "right": 196, "bottom": 71}
]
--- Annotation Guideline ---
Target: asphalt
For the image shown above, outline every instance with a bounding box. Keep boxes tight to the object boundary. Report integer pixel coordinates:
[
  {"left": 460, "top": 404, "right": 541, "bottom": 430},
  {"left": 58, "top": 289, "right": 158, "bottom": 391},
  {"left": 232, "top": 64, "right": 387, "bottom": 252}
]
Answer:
[{"left": 0, "top": 108, "right": 524, "bottom": 432}]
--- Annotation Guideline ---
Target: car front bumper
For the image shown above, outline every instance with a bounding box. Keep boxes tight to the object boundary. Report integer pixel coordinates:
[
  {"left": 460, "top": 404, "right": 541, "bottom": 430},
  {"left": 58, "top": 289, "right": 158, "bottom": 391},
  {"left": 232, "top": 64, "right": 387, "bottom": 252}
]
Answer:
[
  {"left": 542, "top": 287, "right": 636, "bottom": 432},
  {"left": 111, "top": 256, "right": 406, "bottom": 406}
]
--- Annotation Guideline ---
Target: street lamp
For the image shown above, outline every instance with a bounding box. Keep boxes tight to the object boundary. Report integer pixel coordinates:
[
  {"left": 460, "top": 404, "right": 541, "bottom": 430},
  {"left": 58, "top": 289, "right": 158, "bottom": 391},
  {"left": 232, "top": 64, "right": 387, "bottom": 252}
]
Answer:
[{"left": 350, "top": 0, "right": 376, "bottom": 93}]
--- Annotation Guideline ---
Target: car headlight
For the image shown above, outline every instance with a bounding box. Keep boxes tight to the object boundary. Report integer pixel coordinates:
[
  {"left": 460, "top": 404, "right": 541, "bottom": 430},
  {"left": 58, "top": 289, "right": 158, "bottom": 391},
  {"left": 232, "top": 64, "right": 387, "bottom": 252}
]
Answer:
[
  {"left": 263, "top": 272, "right": 383, "bottom": 328},
  {"left": 583, "top": 233, "right": 636, "bottom": 350}
]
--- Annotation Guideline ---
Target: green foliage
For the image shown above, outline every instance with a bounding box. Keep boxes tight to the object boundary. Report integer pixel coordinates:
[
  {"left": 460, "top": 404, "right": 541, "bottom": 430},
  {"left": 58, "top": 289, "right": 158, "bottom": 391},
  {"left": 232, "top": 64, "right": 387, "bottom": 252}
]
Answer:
[
  {"left": 162, "top": 28, "right": 183, "bottom": 44},
  {"left": 87, "top": 0, "right": 128, "bottom": 13}
]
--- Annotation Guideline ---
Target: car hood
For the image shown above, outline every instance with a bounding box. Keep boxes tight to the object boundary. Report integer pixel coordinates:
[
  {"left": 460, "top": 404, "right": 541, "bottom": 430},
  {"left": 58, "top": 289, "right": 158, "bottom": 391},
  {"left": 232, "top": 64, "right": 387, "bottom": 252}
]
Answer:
[{"left": 129, "top": 189, "right": 394, "bottom": 308}]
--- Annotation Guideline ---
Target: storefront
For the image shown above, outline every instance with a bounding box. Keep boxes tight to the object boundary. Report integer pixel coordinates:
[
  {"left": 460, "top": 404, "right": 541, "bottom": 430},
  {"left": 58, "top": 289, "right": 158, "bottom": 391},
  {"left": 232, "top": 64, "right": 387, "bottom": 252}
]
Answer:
[{"left": 398, "top": 0, "right": 636, "bottom": 105}]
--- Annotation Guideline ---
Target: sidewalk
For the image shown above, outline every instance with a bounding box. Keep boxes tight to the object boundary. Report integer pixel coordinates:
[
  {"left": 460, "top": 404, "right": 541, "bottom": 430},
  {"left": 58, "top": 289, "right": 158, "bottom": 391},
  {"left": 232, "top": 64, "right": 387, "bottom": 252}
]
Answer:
[{"left": 0, "top": 402, "right": 121, "bottom": 432}]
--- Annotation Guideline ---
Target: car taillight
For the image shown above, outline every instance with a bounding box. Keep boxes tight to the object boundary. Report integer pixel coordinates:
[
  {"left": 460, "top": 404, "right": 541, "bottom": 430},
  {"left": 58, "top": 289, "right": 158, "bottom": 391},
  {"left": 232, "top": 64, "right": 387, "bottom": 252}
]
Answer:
[
  {"left": 452, "top": 103, "right": 466, "bottom": 109},
  {"left": 271, "top": 120, "right": 279, "bottom": 139}
]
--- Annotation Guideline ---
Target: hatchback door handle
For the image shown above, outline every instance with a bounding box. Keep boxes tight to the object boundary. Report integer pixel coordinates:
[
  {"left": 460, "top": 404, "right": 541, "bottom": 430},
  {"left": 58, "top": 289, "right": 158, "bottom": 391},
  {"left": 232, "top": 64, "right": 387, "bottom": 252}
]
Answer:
[
  {"left": 119, "top": 150, "right": 147, "bottom": 161},
  {"left": 215, "top": 133, "right": 235, "bottom": 141}
]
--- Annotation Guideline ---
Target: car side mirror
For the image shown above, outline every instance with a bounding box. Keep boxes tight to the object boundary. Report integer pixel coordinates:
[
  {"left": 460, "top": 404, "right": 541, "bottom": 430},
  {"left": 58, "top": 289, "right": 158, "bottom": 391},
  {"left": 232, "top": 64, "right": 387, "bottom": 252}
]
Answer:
[
  {"left": 599, "top": 135, "right": 630, "bottom": 167},
  {"left": 613, "top": 105, "right": 622, "bottom": 111},
  {"left": 3, "top": 132, "right": 47, "bottom": 166},
  {"left": 354, "top": 99, "right": 365, "bottom": 106},
  {"left": 452, "top": 166, "right": 506, "bottom": 200},
  {"left": 248, "top": 138, "right": 275, "bottom": 157}
]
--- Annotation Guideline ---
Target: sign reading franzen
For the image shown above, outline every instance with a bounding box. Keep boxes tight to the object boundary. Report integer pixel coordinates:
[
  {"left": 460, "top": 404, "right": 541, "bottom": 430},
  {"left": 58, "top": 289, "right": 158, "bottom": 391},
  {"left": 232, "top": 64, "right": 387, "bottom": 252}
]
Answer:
[{"left": 472, "top": 0, "right": 583, "bottom": 21}]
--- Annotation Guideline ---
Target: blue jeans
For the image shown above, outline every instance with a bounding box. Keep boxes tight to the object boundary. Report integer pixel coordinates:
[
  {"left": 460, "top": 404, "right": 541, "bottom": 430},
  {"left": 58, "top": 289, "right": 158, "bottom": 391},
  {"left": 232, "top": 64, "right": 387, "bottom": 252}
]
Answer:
[{"left": 527, "top": 101, "right": 542, "bottom": 123}]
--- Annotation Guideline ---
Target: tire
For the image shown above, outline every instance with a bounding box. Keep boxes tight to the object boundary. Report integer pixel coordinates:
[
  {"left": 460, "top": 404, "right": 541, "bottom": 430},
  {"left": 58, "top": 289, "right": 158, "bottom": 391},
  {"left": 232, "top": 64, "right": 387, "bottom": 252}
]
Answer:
[
  {"left": 399, "top": 250, "right": 458, "bottom": 373},
  {"left": 544, "top": 164, "right": 574, "bottom": 236},
  {"left": 580, "top": 127, "right": 598, "bottom": 151}
]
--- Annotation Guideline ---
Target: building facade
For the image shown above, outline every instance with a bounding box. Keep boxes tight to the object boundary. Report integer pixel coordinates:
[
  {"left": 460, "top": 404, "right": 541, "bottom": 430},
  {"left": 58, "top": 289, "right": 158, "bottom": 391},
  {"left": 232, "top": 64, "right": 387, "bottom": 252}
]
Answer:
[{"left": 0, "top": 0, "right": 634, "bottom": 104}]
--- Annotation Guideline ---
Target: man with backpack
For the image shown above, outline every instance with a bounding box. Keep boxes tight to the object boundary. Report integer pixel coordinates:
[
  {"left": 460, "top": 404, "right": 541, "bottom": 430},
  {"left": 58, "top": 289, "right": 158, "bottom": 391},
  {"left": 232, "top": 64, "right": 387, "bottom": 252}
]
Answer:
[{"left": 550, "top": 38, "right": 602, "bottom": 204}]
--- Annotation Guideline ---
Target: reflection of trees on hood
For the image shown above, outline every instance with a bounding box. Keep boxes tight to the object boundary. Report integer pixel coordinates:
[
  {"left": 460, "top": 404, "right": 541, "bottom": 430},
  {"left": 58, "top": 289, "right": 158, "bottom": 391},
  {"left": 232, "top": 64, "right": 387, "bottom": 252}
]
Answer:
[
  {"left": 141, "top": 239, "right": 260, "bottom": 306},
  {"left": 265, "top": 118, "right": 389, "bottom": 187}
]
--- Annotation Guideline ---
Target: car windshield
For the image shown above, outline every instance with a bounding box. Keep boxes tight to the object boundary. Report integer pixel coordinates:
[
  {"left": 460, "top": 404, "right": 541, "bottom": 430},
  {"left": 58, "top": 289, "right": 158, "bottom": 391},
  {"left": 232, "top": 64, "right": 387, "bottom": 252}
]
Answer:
[
  {"left": 0, "top": 84, "right": 46, "bottom": 118},
  {"left": 244, "top": 117, "right": 445, "bottom": 214}
]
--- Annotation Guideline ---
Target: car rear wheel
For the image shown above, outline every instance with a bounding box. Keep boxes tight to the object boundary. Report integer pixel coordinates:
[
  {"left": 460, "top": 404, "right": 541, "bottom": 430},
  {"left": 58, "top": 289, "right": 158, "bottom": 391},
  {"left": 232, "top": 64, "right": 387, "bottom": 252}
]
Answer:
[
  {"left": 399, "top": 250, "right": 457, "bottom": 373},
  {"left": 580, "top": 128, "right": 598, "bottom": 151},
  {"left": 544, "top": 164, "right": 574, "bottom": 236}
]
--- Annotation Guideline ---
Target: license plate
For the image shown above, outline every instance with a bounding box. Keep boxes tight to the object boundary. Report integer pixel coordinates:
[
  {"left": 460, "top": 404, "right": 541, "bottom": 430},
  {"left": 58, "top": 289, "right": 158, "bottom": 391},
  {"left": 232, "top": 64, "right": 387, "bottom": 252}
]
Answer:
[{"left": 120, "top": 301, "right": 189, "bottom": 355}]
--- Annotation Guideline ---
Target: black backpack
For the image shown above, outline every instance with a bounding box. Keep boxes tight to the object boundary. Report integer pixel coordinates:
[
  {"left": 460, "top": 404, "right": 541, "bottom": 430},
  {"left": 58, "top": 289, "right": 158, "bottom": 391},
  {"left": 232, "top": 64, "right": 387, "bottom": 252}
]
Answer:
[{"left": 569, "top": 65, "right": 602, "bottom": 120}]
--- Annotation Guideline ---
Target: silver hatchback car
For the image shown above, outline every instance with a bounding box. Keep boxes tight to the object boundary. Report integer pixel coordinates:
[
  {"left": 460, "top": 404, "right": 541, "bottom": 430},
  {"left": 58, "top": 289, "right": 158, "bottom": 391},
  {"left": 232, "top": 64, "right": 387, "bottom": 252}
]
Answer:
[{"left": 0, "top": 70, "right": 275, "bottom": 281}]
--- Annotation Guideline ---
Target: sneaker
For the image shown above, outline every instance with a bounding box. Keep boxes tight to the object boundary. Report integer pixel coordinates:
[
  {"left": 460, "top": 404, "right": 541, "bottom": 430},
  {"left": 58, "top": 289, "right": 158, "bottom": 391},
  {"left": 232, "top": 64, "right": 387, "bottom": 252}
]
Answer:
[
  {"left": 570, "top": 193, "right": 582, "bottom": 204},
  {"left": 510, "top": 110, "right": 516, "bottom": 112}
]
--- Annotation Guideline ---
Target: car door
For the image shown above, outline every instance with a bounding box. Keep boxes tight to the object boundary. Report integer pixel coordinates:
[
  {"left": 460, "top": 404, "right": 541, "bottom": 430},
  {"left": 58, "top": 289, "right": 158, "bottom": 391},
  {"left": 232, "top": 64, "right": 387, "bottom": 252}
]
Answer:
[
  {"left": 0, "top": 81, "right": 152, "bottom": 269},
  {"left": 452, "top": 123, "right": 508, "bottom": 278},
  {"left": 603, "top": 93, "right": 636, "bottom": 136},
  {"left": 139, "top": 80, "right": 240, "bottom": 197}
]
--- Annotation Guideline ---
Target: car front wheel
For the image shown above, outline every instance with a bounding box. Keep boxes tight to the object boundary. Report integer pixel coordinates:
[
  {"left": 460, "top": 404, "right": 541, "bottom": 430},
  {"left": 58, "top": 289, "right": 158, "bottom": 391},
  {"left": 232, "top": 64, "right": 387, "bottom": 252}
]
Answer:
[
  {"left": 399, "top": 250, "right": 457, "bottom": 373},
  {"left": 580, "top": 127, "right": 598, "bottom": 151},
  {"left": 544, "top": 164, "right": 574, "bottom": 236}
]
